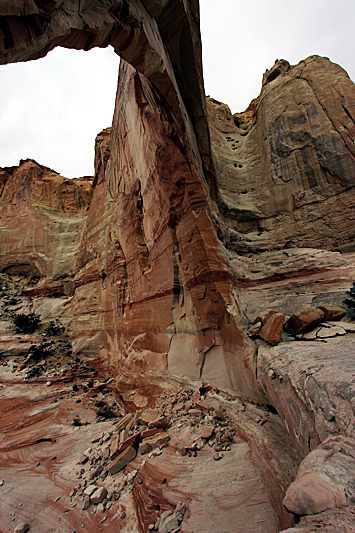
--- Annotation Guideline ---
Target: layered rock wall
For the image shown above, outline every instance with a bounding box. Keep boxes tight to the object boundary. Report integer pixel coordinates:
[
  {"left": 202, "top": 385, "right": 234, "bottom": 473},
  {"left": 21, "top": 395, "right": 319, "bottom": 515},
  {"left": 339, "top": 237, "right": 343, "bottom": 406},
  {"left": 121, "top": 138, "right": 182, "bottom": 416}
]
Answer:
[
  {"left": 68, "top": 61, "right": 261, "bottom": 401},
  {"left": 0, "top": 160, "right": 91, "bottom": 290},
  {"left": 209, "top": 56, "right": 355, "bottom": 254}
]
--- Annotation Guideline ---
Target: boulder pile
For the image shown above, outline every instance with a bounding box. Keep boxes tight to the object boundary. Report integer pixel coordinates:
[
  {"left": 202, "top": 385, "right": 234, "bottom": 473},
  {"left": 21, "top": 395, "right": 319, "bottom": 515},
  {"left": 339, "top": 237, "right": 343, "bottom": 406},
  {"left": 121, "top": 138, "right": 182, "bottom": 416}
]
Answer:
[{"left": 249, "top": 305, "right": 350, "bottom": 345}]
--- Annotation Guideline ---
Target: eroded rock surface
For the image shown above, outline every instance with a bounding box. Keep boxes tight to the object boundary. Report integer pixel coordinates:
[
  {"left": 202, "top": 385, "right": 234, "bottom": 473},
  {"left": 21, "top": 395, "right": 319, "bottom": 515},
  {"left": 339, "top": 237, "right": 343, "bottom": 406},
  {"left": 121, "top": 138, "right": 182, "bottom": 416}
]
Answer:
[
  {"left": 283, "top": 435, "right": 355, "bottom": 516},
  {"left": 209, "top": 56, "right": 355, "bottom": 254},
  {"left": 0, "top": 160, "right": 92, "bottom": 290},
  {"left": 1, "top": 2, "right": 355, "bottom": 531}
]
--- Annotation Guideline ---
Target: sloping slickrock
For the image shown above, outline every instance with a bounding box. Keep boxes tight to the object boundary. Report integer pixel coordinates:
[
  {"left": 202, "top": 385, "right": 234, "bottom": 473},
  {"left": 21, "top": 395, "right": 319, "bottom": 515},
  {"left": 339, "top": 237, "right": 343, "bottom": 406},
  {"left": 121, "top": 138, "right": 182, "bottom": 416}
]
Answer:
[
  {"left": 257, "top": 335, "right": 355, "bottom": 457},
  {"left": 328, "top": 321, "right": 355, "bottom": 332},
  {"left": 132, "top": 420, "right": 298, "bottom": 532},
  {"left": 283, "top": 435, "right": 355, "bottom": 516},
  {"left": 280, "top": 506, "right": 355, "bottom": 533},
  {"left": 316, "top": 325, "right": 346, "bottom": 338}
]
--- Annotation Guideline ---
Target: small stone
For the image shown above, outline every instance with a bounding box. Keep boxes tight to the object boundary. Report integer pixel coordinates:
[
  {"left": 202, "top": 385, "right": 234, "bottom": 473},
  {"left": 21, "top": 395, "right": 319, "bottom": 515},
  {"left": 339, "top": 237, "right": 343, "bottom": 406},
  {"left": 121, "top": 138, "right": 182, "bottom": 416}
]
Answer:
[
  {"left": 90, "top": 486, "right": 108, "bottom": 504},
  {"left": 140, "top": 442, "right": 152, "bottom": 455},
  {"left": 200, "top": 426, "right": 214, "bottom": 440},
  {"left": 54, "top": 496, "right": 61, "bottom": 502},
  {"left": 248, "top": 321, "right": 262, "bottom": 337},
  {"left": 120, "top": 511, "right": 126, "bottom": 519},
  {"left": 97, "top": 502, "right": 105, "bottom": 513},
  {"left": 14, "top": 524, "right": 30, "bottom": 533},
  {"left": 213, "top": 409, "right": 223, "bottom": 419},
  {"left": 148, "top": 416, "right": 170, "bottom": 430},
  {"left": 176, "top": 444, "right": 187, "bottom": 456},
  {"left": 46, "top": 381, "right": 51, "bottom": 386},
  {"left": 82, "top": 497, "right": 90, "bottom": 510},
  {"left": 83, "top": 484, "right": 97, "bottom": 497},
  {"left": 213, "top": 453, "right": 221, "bottom": 461},
  {"left": 89, "top": 465, "right": 103, "bottom": 480}
]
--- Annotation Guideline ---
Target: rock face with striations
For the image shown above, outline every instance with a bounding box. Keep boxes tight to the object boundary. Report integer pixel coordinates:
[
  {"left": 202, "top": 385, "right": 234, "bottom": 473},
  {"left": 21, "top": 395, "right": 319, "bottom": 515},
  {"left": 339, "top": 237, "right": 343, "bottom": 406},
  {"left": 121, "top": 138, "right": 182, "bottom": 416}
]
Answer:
[
  {"left": 1, "top": 2, "right": 355, "bottom": 532},
  {"left": 0, "top": 160, "right": 92, "bottom": 291},
  {"left": 67, "top": 60, "right": 260, "bottom": 401},
  {"left": 209, "top": 56, "right": 355, "bottom": 254}
]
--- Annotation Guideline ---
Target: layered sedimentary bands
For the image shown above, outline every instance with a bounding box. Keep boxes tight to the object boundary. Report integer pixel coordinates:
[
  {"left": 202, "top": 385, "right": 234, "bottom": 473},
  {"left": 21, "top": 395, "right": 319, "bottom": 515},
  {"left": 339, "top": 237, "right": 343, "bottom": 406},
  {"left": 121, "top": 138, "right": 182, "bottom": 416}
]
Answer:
[{"left": 1, "top": 2, "right": 355, "bottom": 533}]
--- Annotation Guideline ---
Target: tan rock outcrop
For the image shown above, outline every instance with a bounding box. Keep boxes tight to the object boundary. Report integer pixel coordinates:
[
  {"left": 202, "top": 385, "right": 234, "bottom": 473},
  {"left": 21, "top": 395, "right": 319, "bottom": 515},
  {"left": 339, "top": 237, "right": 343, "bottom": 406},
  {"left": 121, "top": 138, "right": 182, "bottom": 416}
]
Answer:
[{"left": 208, "top": 56, "right": 355, "bottom": 254}]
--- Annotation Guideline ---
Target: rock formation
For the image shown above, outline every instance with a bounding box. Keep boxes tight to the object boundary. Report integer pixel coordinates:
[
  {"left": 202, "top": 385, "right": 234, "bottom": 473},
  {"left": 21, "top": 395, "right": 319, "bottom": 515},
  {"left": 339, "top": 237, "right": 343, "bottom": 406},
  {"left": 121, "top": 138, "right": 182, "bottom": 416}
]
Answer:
[
  {"left": 1, "top": 1, "right": 355, "bottom": 532},
  {"left": 0, "top": 159, "right": 92, "bottom": 288},
  {"left": 209, "top": 56, "right": 355, "bottom": 254}
]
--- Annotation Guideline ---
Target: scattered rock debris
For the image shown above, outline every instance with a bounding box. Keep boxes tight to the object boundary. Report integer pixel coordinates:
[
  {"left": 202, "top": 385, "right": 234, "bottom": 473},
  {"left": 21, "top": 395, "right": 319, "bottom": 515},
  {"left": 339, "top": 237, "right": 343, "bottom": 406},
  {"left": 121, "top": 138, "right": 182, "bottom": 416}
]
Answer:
[{"left": 249, "top": 304, "right": 350, "bottom": 346}]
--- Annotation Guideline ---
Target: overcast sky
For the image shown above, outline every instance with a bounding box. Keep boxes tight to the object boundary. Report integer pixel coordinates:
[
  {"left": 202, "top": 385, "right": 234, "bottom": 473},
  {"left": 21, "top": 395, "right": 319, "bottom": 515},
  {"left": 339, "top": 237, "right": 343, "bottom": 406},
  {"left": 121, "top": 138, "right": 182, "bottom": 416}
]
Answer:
[{"left": 0, "top": 0, "right": 354, "bottom": 178}]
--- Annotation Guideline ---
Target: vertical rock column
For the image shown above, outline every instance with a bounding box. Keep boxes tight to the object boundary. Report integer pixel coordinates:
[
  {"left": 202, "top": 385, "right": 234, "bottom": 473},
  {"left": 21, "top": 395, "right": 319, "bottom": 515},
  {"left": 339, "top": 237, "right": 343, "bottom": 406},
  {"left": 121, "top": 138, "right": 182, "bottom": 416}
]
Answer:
[{"left": 72, "top": 60, "right": 263, "bottom": 402}]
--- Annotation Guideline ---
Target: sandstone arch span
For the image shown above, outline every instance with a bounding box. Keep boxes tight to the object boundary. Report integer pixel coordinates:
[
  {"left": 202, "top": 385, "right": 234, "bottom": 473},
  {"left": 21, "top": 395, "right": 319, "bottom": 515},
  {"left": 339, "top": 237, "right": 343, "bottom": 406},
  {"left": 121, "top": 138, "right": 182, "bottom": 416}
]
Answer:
[{"left": 0, "top": 0, "right": 216, "bottom": 196}]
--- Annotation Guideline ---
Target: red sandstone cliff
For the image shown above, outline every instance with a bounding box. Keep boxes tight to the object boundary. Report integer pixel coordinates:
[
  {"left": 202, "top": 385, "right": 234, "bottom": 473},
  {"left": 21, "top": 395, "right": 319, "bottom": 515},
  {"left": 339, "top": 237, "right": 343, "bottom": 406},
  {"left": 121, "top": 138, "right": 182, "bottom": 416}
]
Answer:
[
  {"left": 0, "top": 160, "right": 92, "bottom": 290},
  {"left": 1, "top": 3, "right": 355, "bottom": 531}
]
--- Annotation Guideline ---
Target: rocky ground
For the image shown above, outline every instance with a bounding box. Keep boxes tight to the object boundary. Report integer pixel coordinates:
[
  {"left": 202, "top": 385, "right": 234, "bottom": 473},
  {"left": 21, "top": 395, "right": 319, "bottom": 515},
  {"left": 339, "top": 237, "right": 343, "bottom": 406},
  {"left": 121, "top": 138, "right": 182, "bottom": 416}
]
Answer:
[
  {"left": 0, "top": 347, "right": 300, "bottom": 533},
  {"left": 3, "top": 254, "right": 355, "bottom": 532},
  {"left": 0, "top": 273, "right": 300, "bottom": 533}
]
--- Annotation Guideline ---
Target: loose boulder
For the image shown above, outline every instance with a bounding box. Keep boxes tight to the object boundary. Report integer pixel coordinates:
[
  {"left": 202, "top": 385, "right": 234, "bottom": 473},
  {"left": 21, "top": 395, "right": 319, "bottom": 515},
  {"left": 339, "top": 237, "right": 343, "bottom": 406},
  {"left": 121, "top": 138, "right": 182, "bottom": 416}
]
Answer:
[
  {"left": 317, "top": 305, "right": 347, "bottom": 321},
  {"left": 285, "top": 307, "right": 325, "bottom": 334},
  {"left": 259, "top": 312, "right": 285, "bottom": 345}
]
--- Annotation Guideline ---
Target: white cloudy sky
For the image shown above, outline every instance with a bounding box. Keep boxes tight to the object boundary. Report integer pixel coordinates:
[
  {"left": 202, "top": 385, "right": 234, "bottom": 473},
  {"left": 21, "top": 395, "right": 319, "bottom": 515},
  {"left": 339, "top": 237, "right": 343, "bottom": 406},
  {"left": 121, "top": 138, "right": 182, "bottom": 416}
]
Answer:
[{"left": 0, "top": 0, "right": 354, "bottom": 178}]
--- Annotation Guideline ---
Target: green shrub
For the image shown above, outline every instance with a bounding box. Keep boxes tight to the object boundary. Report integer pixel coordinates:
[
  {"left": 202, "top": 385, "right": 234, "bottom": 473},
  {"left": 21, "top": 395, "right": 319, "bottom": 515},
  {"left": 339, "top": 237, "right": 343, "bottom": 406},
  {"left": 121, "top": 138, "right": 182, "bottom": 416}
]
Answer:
[{"left": 13, "top": 313, "right": 41, "bottom": 334}]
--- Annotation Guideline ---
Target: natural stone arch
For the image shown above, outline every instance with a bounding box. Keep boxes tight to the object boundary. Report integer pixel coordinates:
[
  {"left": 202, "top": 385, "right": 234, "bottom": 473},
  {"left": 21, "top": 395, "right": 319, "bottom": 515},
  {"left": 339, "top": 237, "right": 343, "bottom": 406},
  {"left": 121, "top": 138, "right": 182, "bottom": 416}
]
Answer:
[{"left": 0, "top": 0, "right": 216, "bottom": 196}]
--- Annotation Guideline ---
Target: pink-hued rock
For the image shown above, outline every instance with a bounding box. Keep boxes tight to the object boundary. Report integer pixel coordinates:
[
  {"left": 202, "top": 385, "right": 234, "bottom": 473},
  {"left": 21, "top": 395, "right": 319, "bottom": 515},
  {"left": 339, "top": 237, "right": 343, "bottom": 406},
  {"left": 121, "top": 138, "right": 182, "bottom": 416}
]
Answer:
[
  {"left": 281, "top": 506, "right": 355, "bottom": 533},
  {"left": 283, "top": 436, "right": 355, "bottom": 516},
  {"left": 284, "top": 473, "right": 345, "bottom": 516},
  {"left": 258, "top": 334, "right": 355, "bottom": 454},
  {"left": 0, "top": 161, "right": 92, "bottom": 290}
]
